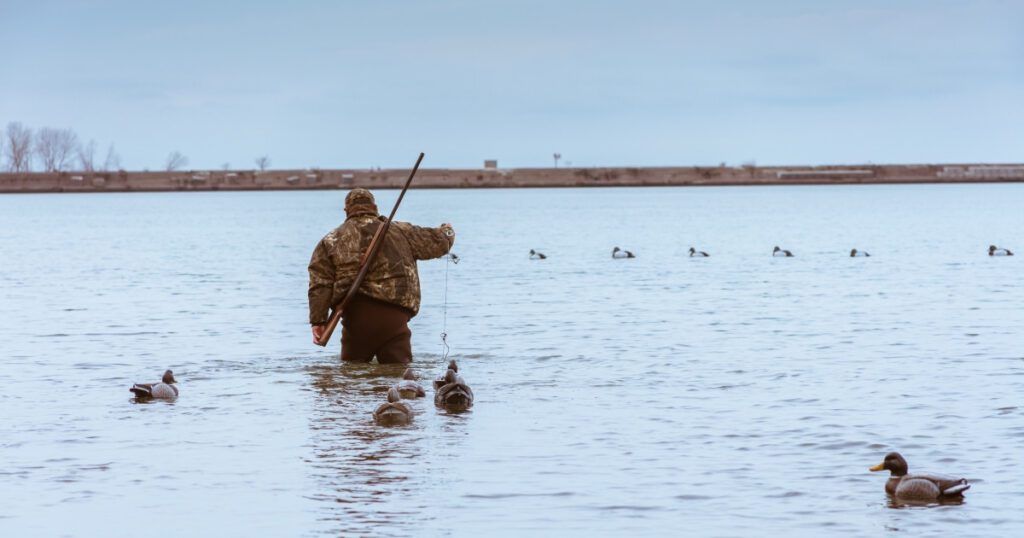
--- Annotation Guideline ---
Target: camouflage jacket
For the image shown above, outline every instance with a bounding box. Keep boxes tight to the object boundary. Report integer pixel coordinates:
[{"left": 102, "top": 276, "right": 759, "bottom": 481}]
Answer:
[{"left": 308, "top": 215, "right": 452, "bottom": 324}]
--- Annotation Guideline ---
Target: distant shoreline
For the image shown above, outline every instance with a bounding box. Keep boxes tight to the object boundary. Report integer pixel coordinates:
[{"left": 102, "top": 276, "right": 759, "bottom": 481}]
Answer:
[{"left": 2, "top": 163, "right": 1022, "bottom": 193}]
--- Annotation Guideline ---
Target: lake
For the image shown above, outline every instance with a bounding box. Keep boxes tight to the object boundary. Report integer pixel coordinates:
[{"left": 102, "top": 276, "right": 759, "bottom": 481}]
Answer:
[{"left": 1, "top": 184, "right": 1022, "bottom": 536}]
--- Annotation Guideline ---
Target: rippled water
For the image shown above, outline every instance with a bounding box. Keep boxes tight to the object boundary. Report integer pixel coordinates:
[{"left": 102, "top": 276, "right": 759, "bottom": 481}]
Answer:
[{"left": 1, "top": 185, "right": 1022, "bottom": 536}]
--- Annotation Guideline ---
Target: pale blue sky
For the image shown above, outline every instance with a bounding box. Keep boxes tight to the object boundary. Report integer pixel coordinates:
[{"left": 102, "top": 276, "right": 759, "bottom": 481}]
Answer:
[{"left": 1, "top": 0, "right": 1021, "bottom": 170}]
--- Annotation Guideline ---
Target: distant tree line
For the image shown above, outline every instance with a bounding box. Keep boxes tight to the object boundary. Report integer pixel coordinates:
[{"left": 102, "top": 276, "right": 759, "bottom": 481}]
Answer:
[
  {"left": 1, "top": 121, "right": 273, "bottom": 174},
  {"left": 1, "top": 122, "right": 121, "bottom": 173}
]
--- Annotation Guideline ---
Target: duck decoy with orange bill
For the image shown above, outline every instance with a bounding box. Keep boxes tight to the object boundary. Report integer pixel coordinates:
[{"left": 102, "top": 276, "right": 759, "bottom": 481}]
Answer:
[{"left": 869, "top": 452, "right": 970, "bottom": 502}]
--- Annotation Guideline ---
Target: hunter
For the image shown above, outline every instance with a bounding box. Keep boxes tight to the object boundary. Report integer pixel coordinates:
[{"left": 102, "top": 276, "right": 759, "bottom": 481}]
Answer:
[{"left": 308, "top": 188, "right": 454, "bottom": 363}]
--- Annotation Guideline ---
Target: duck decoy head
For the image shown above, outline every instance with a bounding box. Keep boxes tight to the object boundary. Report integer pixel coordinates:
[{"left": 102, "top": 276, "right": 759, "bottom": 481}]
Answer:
[
  {"left": 387, "top": 386, "right": 402, "bottom": 403},
  {"left": 448, "top": 360, "right": 458, "bottom": 373},
  {"left": 162, "top": 370, "right": 176, "bottom": 384},
  {"left": 689, "top": 247, "right": 695, "bottom": 254},
  {"left": 612, "top": 247, "right": 620, "bottom": 254},
  {"left": 850, "top": 249, "right": 857, "bottom": 257},
  {"left": 773, "top": 246, "right": 781, "bottom": 253},
  {"left": 870, "top": 452, "right": 909, "bottom": 476},
  {"left": 989, "top": 245, "right": 997, "bottom": 254},
  {"left": 402, "top": 368, "right": 417, "bottom": 381}
]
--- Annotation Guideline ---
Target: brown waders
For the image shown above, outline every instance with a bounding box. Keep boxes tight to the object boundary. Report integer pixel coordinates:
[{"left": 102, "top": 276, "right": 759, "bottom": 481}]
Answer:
[{"left": 340, "top": 294, "right": 413, "bottom": 364}]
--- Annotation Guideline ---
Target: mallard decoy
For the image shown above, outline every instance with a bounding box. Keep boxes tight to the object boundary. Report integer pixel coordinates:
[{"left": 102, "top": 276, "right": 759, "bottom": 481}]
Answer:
[
  {"left": 529, "top": 249, "right": 547, "bottom": 260},
  {"left": 374, "top": 387, "right": 413, "bottom": 426},
  {"left": 772, "top": 246, "right": 794, "bottom": 257},
  {"left": 434, "top": 360, "right": 458, "bottom": 390},
  {"left": 689, "top": 247, "right": 709, "bottom": 257},
  {"left": 612, "top": 247, "right": 636, "bottom": 259},
  {"left": 129, "top": 370, "right": 178, "bottom": 400},
  {"left": 869, "top": 452, "right": 970, "bottom": 501},
  {"left": 850, "top": 248, "right": 870, "bottom": 257},
  {"left": 435, "top": 368, "right": 474, "bottom": 411},
  {"left": 395, "top": 368, "right": 425, "bottom": 399},
  {"left": 989, "top": 245, "right": 1014, "bottom": 256}
]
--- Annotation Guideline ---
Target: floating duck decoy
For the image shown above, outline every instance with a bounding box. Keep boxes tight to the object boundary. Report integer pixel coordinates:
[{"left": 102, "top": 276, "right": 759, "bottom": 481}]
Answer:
[
  {"left": 850, "top": 248, "right": 870, "bottom": 257},
  {"left": 869, "top": 452, "right": 970, "bottom": 502},
  {"left": 689, "top": 247, "right": 709, "bottom": 257},
  {"left": 772, "top": 246, "right": 794, "bottom": 257},
  {"left": 374, "top": 387, "right": 413, "bottom": 426},
  {"left": 612, "top": 247, "right": 636, "bottom": 259},
  {"left": 395, "top": 368, "right": 425, "bottom": 399},
  {"left": 434, "top": 362, "right": 474, "bottom": 411},
  {"left": 434, "top": 360, "right": 458, "bottom": 390},
  {"left": 529, "top": 249, "right": 547, "bottom": 260},
  {"left": 989, "top": 245, "right": 1014, "bottom": 256},
  {"left": 129, "top": 369, "right": 178, "bottom": 400}
]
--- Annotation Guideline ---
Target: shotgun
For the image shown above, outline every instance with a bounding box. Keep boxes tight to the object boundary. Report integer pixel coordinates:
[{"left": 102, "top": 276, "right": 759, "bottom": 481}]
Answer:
[{"left": 314, "top": 152, "right": 425, "bottom": 347}]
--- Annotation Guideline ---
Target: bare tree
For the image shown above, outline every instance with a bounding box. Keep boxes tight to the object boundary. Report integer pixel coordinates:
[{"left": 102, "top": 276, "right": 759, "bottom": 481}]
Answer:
[
  {"left": 221, "top": 162, "right": 230, "bottom": 171},
  {"left": 102, "top": 143, "right": 121, "bottom": 172},
  {"left": 255, "top": 155, "right": 271, "bottom": 172},
  {"left": 165, "top": 150, "right": 188, "bottom": 171},
  {"left": 77, "top": 139, "right": 97, "bottom": 172},
  {"left": 4, "top": 122, "right": 34, "bottom": 172},
  {"left": 35, "top": 127, "right": 79, "bottom": 172},
  {"left": 553, "top": 152, "right": 561, "bottom": 168}
]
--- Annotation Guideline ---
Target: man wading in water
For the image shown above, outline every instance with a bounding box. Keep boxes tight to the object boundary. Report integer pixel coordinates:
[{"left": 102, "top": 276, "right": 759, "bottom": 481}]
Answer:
[{"left": 308, "top": 188, "right": 454, "bottom": 363}]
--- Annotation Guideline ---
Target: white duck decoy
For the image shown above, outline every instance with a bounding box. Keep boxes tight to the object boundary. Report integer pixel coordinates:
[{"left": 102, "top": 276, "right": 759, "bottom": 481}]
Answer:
[
  {"left": 689, "top": 247, "right": 709, "bottom": 257},
  {"left": 989, "top": 245, "right": 1014, "bottom": 256},
  {"left": 850, "top": 248, "right": 870, "bottom": 257},
  {"left": 129, "top": 370, "right": 179, "bottom": 400},
  {"left": 529, "top": 249, "right": 547, "bottom": 260},
  {"left": 612, "top": 247, "right": 636, "bottom": 259},
  {"left": 772, "top": 246, "right": 794, "bottom": 257}
]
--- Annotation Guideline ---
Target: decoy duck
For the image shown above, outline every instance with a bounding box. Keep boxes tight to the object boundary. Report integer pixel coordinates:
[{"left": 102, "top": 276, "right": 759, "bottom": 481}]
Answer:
[
  {"left": 434, "top": 360, "right": 458, "bottom": 390},
  {"left": 869, "top": 452, "right": 970, "bottom": 501},
  {"left": 395, "top": 368, "right": 425, "bottom": 399},
  {"left": 612, "top": 247, "right": 636, "bottom": 259},
  {"left": 850, "top": 248, "right": 870, "bottom": 257},
  {"left": 435, "top": 368, "right": 474, "bottom": 411},
  {"left": 689, "top": 247, "right": 709, "bottom": 257},
  {"left": 989, "top": 245, "right": 1014, "bottom": 256},
  {"left": 529, "top": 249, "right": 547, "bottom": 260},
  {"left": 374, "top": 387, "right": 413, "bottom": 426},
  {"left": 772, "top": 246, "right": 794, "bottom": 257},
  {"left": 129, "top": 369, "right": 178, "bottom": 400}
]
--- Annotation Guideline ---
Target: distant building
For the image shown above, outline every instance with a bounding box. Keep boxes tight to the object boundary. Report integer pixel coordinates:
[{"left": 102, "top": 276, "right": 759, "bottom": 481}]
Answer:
[{"left": 484, "top": 159, "right": 497, "bottom": 169}]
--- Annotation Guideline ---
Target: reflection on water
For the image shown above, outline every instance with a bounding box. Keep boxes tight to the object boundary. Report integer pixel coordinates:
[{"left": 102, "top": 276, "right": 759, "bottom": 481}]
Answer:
[
  {"left": 305, "top": 360, "right": 470, "bottom": 534},
  {"left": 1, "top": 185, "right": 1023, "bottom": 536}
]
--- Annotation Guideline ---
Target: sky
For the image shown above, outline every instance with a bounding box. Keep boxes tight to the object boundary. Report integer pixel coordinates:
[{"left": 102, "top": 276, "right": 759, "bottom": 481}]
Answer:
[{"left": 0, "top": 0, "right": 1021, "bottom": 170}]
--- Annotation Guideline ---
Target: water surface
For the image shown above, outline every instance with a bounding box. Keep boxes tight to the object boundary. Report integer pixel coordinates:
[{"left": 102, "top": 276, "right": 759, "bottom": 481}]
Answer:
[{"left": 1, "top": 185, "right": 1022, "bottom": 536}]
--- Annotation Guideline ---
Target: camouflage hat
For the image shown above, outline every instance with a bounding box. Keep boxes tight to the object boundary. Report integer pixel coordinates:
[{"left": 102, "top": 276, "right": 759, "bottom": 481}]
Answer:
[{"left": 345, "top": 188, "right": 375, "bottom": 209}]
